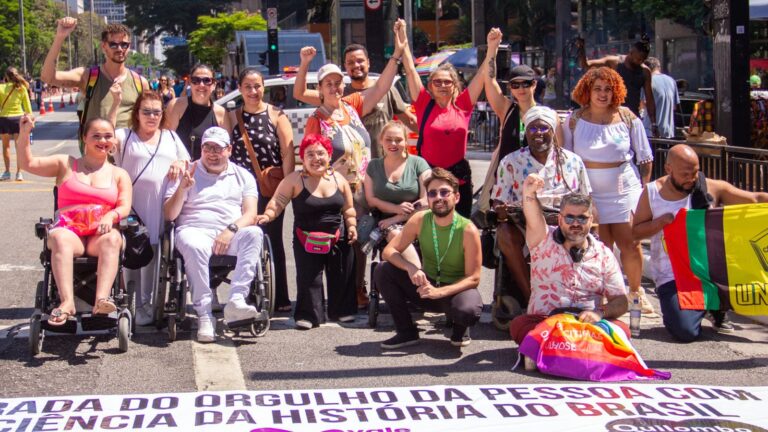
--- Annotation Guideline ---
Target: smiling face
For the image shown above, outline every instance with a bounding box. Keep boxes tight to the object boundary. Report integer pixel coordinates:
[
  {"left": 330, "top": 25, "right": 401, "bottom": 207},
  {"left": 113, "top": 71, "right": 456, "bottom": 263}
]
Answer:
[
  {"left": 589, "top": 78, "right": 614, "bottom": 109},
  {"left": 189, "top": 67, "right": 216, "bottom": 103},
  {"left": 344, "top": 49, "right": 369, "bottom": 83},
  {"left": 380, "top": 124, "right": 408, "bottom": 158},
  {"left": 239, "top": 72, "right": 264, "bottom": 108},
  {"left": 428, "top": 70, "right": 456, "bottom": 101},
  {"left": 200, "top": 142, "right": 231, "bottom": 174},
  {"left": 525, "top": 119, "right": 554, "bottom": 155},
  {"left": 426, "top": 179, "right": 459, "bottom": 217},
  {"left": 301, "top": 143, "right": 331, "bottom": 175},
  {"left": 83, "top": 120, "right": 116, "bottom": 157},
  {"left": 319, "top": 73, "right": 344, "bottom": 103}
]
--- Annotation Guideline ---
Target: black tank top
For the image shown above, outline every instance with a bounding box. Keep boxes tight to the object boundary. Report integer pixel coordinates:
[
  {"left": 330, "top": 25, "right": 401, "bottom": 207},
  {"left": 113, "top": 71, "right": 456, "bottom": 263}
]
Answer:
[
  {"left": 617, "top": 61, "right": 645, "bottom": 116},
  {"left": 177, "top": 96, "right": 219, "bottom": 160},
  {"left": 498, "top": 103, "right": 525, "bottom": 160},
  {"left": 292, "top": 175, "right": 345, "bottom": 233}
]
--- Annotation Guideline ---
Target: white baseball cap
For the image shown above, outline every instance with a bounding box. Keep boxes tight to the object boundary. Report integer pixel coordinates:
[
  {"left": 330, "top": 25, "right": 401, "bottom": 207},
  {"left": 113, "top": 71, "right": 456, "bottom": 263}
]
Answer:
[
  {"left": 201, "top": 126, "right": 230, "bottom": 148},
  {"left": 317, "top": 63, "right": 344, "bottom": 83}
]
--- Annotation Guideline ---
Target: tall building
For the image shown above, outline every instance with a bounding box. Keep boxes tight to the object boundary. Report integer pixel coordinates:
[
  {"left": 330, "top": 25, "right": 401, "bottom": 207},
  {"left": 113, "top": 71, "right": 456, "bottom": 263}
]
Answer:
[
  {"left": 55, "top": 0, "right": 84, "bottom": 14},
  {"left": 85, "top": 0, "right": 126, "bottom": 24}
]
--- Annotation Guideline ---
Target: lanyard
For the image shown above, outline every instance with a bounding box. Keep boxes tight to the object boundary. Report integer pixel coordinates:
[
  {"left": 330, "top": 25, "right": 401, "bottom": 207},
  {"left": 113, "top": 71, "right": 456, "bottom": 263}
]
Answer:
[{"left": 431, "top": 212, "right": 457, "bottom": 287}]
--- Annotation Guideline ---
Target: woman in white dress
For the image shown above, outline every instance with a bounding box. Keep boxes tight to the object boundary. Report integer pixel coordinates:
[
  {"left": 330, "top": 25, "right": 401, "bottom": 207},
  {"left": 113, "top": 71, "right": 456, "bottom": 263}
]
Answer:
[
  {"left": 563, "top": 67, "right": 655, "bottom": 314},
  {"left": 108, "top": 89, "right": 190, "bottom": 325}
]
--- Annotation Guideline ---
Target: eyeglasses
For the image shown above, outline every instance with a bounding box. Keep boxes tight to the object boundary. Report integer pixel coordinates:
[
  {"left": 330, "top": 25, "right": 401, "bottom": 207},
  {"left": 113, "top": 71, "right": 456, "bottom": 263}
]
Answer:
[
  {"left": 202, "top": 144, "right": 227, "bottom": 154},
  {"left": 527, "top": 125, "right": 551, "bottom": 134},
  {"left": 107, "top": 42, "right": 130, "bottom": 50},
  {"left": 427, "top": 188, "right": 453, "bottom": 199},
  {"left": 190, "top": 77, "right": 215, "bottom": 86},
  {"left": 140, "top": 109, "right": 162, "bottom": 117},
  {"left": 562, "top": 214, "right": 590, "bottom": 225},
  {"left": 509, "top": 81, "right": 534, "bottom": 89},
  {"left": 430, "top": 79, "right": 454, "bottom": 87}
]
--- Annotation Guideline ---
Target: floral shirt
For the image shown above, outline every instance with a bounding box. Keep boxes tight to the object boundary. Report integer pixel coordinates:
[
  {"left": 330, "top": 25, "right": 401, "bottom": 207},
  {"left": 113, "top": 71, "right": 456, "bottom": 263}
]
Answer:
[
  {"left": 528, "top": 226, "right": 627, "bottom": 315},
  {"left": 491, "top": 146, "right": 591, "bottom": 209}
]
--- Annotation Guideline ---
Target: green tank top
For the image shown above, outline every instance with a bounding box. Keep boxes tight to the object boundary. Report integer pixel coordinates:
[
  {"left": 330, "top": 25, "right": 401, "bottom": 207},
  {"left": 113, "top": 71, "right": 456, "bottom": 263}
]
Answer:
[
  {"left": 85, "top": 68, "right": 141, "bottom": 129},
  {"left": 418, "top": 211, "right": 470, "bottom": 285}
]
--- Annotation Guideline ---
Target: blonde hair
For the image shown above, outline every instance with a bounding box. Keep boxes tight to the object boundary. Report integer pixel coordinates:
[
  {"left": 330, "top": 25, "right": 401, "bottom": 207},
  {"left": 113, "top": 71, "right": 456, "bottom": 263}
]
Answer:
[
  {"left": 379, "top": 120, "right": 409, "bottom": 158},
  {"left": 4, "top": 67, "right": 28, "bottom": 90},
  {"left": 427, "top": 63, "right": 462, "bottom": 104}
]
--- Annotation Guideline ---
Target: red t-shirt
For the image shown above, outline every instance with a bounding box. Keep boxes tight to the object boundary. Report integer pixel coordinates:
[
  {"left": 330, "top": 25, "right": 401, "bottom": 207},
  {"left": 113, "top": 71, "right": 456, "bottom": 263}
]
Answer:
[{"left": 413, "top": 87, "right": 474, "bottom": 168}]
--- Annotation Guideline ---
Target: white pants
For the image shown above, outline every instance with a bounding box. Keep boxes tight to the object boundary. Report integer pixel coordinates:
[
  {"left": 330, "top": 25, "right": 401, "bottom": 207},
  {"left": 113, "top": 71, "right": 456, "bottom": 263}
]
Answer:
[{"left": 175, "top": 225, "right": 263, "bottom": 316}]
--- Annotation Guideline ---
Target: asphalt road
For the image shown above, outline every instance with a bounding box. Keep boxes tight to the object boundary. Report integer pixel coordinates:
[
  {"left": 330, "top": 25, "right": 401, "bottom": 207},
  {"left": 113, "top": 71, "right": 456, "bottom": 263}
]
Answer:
[{"left": 0, "top": 104, "right": 767, "bottom": 400}]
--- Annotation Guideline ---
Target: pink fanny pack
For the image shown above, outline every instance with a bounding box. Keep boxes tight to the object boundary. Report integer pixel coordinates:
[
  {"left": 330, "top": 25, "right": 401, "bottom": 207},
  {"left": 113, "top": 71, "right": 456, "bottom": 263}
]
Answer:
[
  {"left": 53, "top": 204, "right": 112, "bottom": 237},
  {"left": 295, "top": 228, "right": 340, "bottom": 254}
]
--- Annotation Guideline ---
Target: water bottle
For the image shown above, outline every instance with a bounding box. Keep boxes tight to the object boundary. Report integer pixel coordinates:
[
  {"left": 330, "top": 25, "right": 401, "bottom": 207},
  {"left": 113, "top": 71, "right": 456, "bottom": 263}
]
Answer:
[
  {"left": 362, "top": 227, "right": 383, "bottom": 255},
  {"left": 630, "top": 294, "right": 641, "bottom": 338}
]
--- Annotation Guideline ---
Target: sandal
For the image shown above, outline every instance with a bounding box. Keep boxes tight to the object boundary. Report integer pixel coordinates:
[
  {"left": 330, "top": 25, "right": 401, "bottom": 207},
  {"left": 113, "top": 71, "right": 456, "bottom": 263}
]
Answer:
[
  {"left": 48, "top": 308, "right": 74, "bottom": 326},
  {"left": 93, "top": 298, "right": 117, "bottom": 315}
]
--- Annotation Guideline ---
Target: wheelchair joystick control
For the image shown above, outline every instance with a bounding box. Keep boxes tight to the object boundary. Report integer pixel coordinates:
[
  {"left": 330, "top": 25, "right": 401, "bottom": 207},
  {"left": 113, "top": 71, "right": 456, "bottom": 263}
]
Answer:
[{"left": 362, "top": 227, "right": 384, "bottom": 255}]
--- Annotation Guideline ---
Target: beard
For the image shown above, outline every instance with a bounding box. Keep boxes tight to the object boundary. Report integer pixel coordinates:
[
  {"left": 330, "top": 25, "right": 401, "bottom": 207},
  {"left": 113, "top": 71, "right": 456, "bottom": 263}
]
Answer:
[
  {"left": 670, "top": 175, "right": 694, "bottom": 195},
  {"left": 349, "top": 73, "right": 367, "bottom": 82},
  {"left": 562, "top": 225, "right": 588, "bottom": 244},
  {"left": 530, "top": 139, "right": 552, "bottom": 154},
  {"left": 431, "top": 200, "right": 454, "bottom": 217}
]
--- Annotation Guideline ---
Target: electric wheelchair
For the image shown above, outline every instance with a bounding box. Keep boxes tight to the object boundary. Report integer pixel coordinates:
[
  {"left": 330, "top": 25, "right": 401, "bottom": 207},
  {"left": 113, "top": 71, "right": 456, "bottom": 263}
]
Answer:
[
  {"left": 29, "top": 196, "right": 137, "bottom": 356},
  {"left": 153, "top": 221, "right": 275, "bottom": 341}
]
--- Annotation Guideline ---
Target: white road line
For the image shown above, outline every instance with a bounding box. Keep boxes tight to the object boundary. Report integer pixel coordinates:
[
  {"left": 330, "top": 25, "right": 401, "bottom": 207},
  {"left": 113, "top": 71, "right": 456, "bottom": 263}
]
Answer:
[
  {"left": 44, "top": 137, "right": 78, "bottom": 154},
  {"left": 192, "top": 320, "right": 248, "bottom": 391},
  {"left": 0, "top": 264, "right": 41, "bottom": 272}
]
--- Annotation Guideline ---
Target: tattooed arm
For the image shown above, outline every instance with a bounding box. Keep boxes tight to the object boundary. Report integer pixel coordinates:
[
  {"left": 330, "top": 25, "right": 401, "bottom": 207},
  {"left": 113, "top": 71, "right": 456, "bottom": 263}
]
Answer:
[{"left": 255, "top": 172, "right": 298, "bottom": 224}]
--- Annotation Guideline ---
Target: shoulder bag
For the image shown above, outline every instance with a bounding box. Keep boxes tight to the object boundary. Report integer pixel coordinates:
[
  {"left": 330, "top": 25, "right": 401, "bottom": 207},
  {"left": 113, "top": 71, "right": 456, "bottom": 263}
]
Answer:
[{"left": 236, "top": 107, "right": 284, "bottom": 198}]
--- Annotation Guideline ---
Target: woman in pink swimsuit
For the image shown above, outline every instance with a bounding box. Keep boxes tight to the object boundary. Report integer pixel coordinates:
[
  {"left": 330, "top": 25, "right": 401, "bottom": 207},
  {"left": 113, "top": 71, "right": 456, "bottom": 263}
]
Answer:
[{"left": 16, "top": 114, "right": 132, "bottom": 326}]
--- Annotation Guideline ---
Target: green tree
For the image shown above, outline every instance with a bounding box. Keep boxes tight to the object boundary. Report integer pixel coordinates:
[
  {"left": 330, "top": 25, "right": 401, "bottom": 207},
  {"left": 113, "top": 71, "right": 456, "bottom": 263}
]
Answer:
[
  {"left": 622, "top": 0, "right": 710, "bottom": 35},
  {"left": 0, "top": 0, "right": 65, "bottom": 76},
  {"left": 188, "top": 11, "right": 266, "bottom": 69},
  {"left": 163, "top": 45, "right": 191, "bottom": 77},
  {"left": 119, "top": 0, "right": 237, "bottom": 39}
]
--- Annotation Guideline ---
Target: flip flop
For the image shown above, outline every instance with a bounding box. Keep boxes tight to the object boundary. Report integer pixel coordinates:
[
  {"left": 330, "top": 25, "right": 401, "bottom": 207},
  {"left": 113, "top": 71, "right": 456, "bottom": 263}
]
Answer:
[
  {"left": 93, "top": 298, "right": 117, "bottom": 315},
  {"left": 48, "top": 308, "right": 74, "bottom": 326}
]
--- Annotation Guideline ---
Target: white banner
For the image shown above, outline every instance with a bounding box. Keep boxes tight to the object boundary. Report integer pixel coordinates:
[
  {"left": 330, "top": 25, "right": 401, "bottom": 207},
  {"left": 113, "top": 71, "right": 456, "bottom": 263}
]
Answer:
[{"left": 1, "top": 384, "right": 767, "bottom": 432}]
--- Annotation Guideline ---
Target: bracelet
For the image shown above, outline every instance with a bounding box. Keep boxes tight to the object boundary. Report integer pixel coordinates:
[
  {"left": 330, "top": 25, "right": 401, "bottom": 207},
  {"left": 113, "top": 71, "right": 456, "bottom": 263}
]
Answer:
[
  {"left": 111, "top": 210, "right": 121, "bottom": 223},
  {"left": 391, "top": 56, "right": 402, "bottom": 65}
]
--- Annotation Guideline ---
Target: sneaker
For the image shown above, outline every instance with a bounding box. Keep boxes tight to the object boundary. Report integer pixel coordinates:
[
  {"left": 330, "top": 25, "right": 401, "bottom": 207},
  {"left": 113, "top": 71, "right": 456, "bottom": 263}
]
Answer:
[
  {"left": 197, "top": 313, "right": 216, "bottom": 343},
  {"left": 523, "top": 355, "right": 538, "bottom": 371},
  {"left": 223, "top": 298, "right": 258, "bottom": 324},
  {"left": 380, "top": 332, "right": 420, "bottom": 349},
  {"left": 14, "top": 172, "right": 23, "bottom": 181},
  {"left": 450, "top": 326, "right": 471, "bottom": 347},
  {"left": 705, "top": 311, "right": 735, "bottom": 334},
  {"left": 0, "top": 171, "right": 9, "bottom": 181},
  {"left": 134, "top": 304, "right": 154, "bottom": 327},
  {"left": 637, "top": 291, "right": 658, "bottom": 316},
  {"left": 338, "top": 315, "right": 356, "bottom": 323},
  {"left": 295, "top": 319, "right": 313, "bottom": 330}
]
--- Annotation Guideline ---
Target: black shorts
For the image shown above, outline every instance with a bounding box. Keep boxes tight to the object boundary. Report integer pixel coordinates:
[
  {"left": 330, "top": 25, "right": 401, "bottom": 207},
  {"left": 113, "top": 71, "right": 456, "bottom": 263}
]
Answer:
[{"left": 0, "top": 116, "right": 22, "bottom": 135}]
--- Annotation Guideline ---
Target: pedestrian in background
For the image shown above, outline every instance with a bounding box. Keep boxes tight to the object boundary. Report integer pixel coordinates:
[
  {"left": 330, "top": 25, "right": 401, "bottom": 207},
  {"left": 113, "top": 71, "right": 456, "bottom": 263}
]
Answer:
[
  {"left": 642, "top": 57, "right": 679, "bottom": 139},
  {"left": 0, "top": 67, "right": 33, "bottom": 181}
]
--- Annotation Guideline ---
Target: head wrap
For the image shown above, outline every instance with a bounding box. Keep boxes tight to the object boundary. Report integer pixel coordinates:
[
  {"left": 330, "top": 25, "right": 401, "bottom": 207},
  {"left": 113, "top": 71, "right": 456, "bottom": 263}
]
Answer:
[{"left": 523, "top": 105, "right": 559, "bottom": 131}]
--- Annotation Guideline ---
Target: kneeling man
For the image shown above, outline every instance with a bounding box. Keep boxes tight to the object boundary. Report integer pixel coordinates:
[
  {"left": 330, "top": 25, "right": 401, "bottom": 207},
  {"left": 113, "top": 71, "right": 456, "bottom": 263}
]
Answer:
[
  {"left": 164, "top": 126, "right": 263, "bottom": 342},
  {"left": 510, "top": 174, "right": 629, "bottom": 345},
  {"left": 375, "top": 168, "right": 483, "bottom": 349}
]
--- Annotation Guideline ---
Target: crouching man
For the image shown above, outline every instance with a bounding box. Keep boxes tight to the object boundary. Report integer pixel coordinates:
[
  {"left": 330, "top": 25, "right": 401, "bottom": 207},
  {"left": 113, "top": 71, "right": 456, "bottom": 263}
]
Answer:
[
  {"left": 375, "top": 168, "right": 483, "bottom": 349},
  {"left": 164, "top": 126, "right": 263, "bottom": 342},
  {"left": 510, "top": 174, "right": 630, "bottom": 345}
]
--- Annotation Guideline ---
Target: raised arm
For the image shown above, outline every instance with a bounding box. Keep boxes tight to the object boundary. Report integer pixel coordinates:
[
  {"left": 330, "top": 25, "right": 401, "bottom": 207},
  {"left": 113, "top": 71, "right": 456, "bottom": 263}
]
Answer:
[
  {"left": 164, "top": 162, "right": 195, "bottom": 221},
  {"left": 466, "top": 30, "right": 497, "bottom": 105},
  {"left": 522, "top": 173, "right": 548, "bottom": 249},
  {"left": 400, "top": 29, "right": 423, "bottom": 102},
  {"left": 293, "top": 47, "right": 322, "bottom": 106},
  {"left": 15, "top": 114, "right": 68, "bottom": 179},
  {"left": 42, "top": 18, "right": 86, "bottom": 88},
  {"left": 482, "top": 28, "right": 512, "bottom": 119},
  {"left": 575, "top": 38, "right": 620, "bottom": 69},
  {"left": 360, "top": 19, "right": 408, "bottom": 116}
]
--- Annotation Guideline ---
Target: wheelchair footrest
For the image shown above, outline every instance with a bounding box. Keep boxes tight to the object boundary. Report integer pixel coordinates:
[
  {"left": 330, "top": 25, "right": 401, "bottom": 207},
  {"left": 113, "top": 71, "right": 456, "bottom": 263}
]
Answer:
[
  {"left": 81, "top": 314, "right": 118, "bottom": 331},
  {"left": 40, "top": 317, "right": 78, "bottom": 334},
  {"left": 225, "top": 311, "right": 268, "bottom": 330}
]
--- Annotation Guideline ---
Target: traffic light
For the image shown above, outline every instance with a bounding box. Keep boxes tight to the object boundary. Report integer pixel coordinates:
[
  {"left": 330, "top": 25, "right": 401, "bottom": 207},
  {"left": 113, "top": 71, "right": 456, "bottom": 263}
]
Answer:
[
  {"left": 259, "top": 50, "right": 268, "bottom": 66},
  {"left": 267, "top": 29, "right": 279, "bottom": 75}
]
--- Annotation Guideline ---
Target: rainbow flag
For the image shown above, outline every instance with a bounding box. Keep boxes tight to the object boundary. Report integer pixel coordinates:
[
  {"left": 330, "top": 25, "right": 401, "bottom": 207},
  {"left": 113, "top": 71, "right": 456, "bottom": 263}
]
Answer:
[
  {"left": 518, "top": 314, "right": 671, "bottom": 381},
  {"left": 663, "top": 204, "right": 768, "bottom": 316}
]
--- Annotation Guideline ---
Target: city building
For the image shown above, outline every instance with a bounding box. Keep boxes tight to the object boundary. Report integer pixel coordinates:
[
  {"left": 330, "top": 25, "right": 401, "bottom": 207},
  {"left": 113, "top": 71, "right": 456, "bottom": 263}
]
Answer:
[{"left": 85, "top": 0, "right": 126, "bottom": 24}]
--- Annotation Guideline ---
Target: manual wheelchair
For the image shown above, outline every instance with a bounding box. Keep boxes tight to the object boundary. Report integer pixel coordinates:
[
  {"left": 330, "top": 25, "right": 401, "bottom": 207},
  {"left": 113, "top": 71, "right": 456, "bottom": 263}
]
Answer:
[
  {"left": 29, "top": 194, "right": 137, "bottom": 356},
  {"left": 153, "top": 222, "right": 275, "bottom": 341}
]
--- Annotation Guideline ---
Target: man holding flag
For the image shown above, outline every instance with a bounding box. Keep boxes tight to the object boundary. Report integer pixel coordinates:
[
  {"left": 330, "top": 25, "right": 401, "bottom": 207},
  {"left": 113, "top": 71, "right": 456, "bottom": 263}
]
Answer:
[{"left": 633, "top": 144, "right": 768, "bottom": 342}]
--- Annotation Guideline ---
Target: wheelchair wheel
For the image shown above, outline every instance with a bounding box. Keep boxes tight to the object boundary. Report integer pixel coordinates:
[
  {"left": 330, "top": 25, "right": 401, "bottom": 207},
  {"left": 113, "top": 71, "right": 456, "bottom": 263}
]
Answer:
[
  {"left": 117, "top": 315, "right": 130, "bottom": 353},
  {"left": 261, "top": 235, "right": 276, "bottom": 317},
  {"left": 29, "top": 314, "right": 43, "bottom": 356},
  {"left": 167, "top": 316, "right": 177, "bottom": 342},
  {"left": 126, "top": 281, "right": 136, "bottom": 333},
  {"left": 249, "top": 319, "right": 270, "bottom": 337},
  {"left": 491, "top": 294, "right": 523, "bottom": 332},
  {"left": 154, "top": 233, "right": 171, "bottom": 327}
]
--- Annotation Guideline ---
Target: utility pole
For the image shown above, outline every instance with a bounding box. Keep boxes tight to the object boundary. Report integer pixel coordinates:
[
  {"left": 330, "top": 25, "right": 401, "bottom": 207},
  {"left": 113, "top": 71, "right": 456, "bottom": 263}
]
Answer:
[
  {"left": 89, "top": 0, "right": 97, "bottom": 64},
  {"left": 404, "top": 0, "right": 413, "bottom": 48},
  {"left": 66, "top": 0, "right": 73, "bottom": 69},
  {"left": 19, "top": 0, "right": 27, "bottom": 75},
  {"left": 435, "top": 0, "right": 440, "bottom": 51}
]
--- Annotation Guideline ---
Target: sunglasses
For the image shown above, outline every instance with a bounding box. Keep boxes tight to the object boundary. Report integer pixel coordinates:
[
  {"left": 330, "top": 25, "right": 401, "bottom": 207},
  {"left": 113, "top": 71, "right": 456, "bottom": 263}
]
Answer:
[
  {"left": 430, "top": 79, "right": 454, "bottom": 87},
  {"left": 509, "top": 81, "right": 534, "bottom": 89},
  {"left": 140, "top": 109, "right": 162, "bottom": 117},
  {"left": 427, "top": 188, "right": 453, "bottom": 199},
  {"left": 107, "top": 42, "right": 130, "bottom": 50},
  {"left": 190, "top": 76, "right": 215, "bottom": 86},
  {"left": 562, "top": 214, "right": 590, "bottom": 225},
  {"left": 202, "top": 144, "right": 227, "bottom": 154},
  {"left": 527, "top": 125, "right": 551, "bottom": 134}
]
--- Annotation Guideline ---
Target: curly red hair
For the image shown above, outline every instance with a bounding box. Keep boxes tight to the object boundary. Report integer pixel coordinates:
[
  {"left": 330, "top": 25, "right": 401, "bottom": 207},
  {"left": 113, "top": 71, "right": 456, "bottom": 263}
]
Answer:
[
  {"left": 571, "top": 67, "right": 627, "bottom": 108},
  {"left": 299, "top": 133, "right": 333, "bottom": 159}
]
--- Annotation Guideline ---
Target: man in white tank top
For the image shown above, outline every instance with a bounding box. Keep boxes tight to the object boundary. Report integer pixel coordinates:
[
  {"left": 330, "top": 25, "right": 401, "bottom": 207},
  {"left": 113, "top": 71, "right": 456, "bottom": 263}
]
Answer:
[{"left": 633, "top": 144, "right": 768, "bottom": 342}]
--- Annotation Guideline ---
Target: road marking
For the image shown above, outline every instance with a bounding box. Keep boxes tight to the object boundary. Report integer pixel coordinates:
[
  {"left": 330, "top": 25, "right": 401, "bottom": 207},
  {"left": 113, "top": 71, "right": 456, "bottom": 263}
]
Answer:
[
  {"left": 192, "top": 322, "right": 248, "bottom": 391},
  {"left": 0, "top": 188, "right": 52, "bottom": 193},
  {"left": 0, "top": 264, "right": 41, "bottom": 272},
  {"left": 44, "top": 137, "right": 78, "bottom": 154}
]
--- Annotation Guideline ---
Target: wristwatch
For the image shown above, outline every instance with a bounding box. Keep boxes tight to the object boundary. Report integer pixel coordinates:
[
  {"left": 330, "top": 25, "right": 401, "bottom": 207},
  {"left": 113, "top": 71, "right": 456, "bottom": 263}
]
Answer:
[{"left": 226, "top": 223, "right": 239, "bottom": 233}]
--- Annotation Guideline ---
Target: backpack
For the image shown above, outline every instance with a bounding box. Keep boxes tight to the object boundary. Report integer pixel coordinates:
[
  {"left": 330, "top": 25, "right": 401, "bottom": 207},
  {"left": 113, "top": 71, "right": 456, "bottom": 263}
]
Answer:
[{"left": 79, "top": 66, "right": 145, "bottom": 153}]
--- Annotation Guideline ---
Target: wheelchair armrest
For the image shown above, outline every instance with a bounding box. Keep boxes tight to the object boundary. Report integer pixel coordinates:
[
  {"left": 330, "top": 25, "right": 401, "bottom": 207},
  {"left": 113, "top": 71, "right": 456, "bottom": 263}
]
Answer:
[{"left": 35, "top": 218, "right": 53, "bottom": 240}]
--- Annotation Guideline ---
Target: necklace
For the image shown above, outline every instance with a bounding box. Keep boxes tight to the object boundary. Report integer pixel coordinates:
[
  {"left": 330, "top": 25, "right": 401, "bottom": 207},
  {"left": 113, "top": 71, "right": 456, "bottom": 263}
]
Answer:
[
  {"left": 80, "top": 158, "right": 105, "bottom": 174},
  {"left": 430, "top": 212, "right": 457, "bottom": 287}
]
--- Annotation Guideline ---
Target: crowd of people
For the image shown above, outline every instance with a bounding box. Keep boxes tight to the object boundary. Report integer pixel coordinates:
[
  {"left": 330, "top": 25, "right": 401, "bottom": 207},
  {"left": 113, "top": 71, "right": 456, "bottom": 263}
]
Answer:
[{"left": 6, "top": 15, "right": 768, "bottom": 363}]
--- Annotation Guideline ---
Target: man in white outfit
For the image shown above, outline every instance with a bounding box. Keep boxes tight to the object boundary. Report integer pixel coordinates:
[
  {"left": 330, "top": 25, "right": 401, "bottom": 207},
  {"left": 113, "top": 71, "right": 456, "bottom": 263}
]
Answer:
[{"left": 164, "top": 126, "right": 262, "bottom": 342}]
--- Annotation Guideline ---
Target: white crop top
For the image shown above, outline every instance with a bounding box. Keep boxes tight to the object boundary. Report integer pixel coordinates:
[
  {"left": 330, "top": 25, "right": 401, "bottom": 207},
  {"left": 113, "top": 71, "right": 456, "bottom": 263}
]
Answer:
[{"left": 563, "top": 115, "right": 654, "bottom": 165}]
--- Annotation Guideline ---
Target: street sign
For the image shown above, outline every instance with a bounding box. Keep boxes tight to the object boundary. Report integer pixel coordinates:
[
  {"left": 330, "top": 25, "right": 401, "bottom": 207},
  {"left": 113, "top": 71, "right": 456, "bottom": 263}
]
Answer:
[
  {"left": 267, "top": 7, "right": 277, "bottom": 29},
  {"left": 365, "top": 0, "right": 382, "bottom": 11},
  {"left": 161, "top": 36, "right": 187, "bottom": 47}
]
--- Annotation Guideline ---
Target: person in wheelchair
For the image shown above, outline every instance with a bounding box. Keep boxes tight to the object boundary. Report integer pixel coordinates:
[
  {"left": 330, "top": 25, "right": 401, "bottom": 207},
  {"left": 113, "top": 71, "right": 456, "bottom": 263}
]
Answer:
[
  {"left": 363, "top": 120, "right": 431, "bottom": 267},
  {"left": 163, "top": 126, "right": 263, "bottom": 343},
  {"left": 509, "top": 175, "right": 629, "bottom": 346},
  {"left": 375, "top": 168, "right": 483, "bottom": 349},
  {"left": 492, "top": 106, "right": 591, "bottom": 307},
  {"left": 16, "top": 114, "right": 133, "bottom": 325}
]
